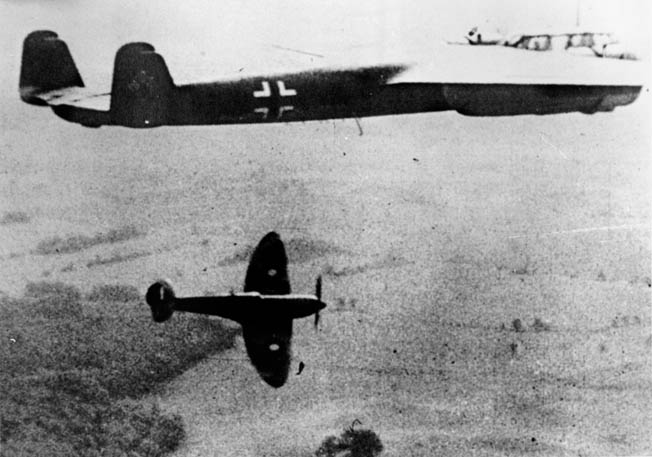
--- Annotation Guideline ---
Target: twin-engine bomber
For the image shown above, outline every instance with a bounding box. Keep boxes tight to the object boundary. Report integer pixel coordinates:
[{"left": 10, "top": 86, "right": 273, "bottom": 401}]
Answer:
[
  {"left": 20, "top": 30, "right": 644, "bottom": 128},
  {"left": 145, "top": 232, "right": 326, "bottom": 388}
]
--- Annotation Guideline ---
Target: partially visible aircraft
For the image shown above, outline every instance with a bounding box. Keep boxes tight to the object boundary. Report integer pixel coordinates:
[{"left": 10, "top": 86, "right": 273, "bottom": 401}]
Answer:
[
  {"left": 145, "top": 232, "right": 326, "bottom": 388},
  {"left": 464, "top": 26, "right": 505, "bottom": 46},
  {"left": 20, "top": 30, "right": 644, "bottom": 128},
  {"left": 465, "top": 26, "right": 639, "bottom": 60}
]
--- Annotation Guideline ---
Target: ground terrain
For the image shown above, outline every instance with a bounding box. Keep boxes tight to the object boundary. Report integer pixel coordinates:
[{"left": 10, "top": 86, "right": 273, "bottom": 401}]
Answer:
[{"left": 1, "top": 92, "right": 650, "bottom": 456}]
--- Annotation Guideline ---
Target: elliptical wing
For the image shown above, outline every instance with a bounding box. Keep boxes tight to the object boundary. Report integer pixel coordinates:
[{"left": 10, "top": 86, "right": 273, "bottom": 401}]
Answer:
[
  {"left": 241, "top": 231, "right": 293, "bottom": 387},
  {"left": 244, "top": 231, "right": 291, "bottom": 295}
]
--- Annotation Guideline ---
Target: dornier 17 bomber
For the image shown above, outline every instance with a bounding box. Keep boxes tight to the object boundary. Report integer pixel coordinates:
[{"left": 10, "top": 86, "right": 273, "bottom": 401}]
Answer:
[
  {"left": 145, "top": 232, "right": 326, "bottom": 388},
  {"left": 20, "top": 30, "right": 644, "bottom": 128}
]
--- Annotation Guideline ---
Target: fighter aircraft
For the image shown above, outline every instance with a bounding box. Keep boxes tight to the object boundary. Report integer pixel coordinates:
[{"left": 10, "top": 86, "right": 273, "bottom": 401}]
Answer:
[
  {"left": 145, "top": 232, "right": 325, "bottom": 388},
  {"left": 20, "top": 30, "right": 644, "bottom": 128}
]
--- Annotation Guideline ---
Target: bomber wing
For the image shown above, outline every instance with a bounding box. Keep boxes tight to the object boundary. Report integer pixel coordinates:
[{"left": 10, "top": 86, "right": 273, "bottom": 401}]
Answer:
[
  {"left": 385, "top": 45, "right": 645, "bottom": 116},
  {"left": 22, "top": 31, "right": 645, "bottom": 127},
  {"left": 387, "top": 44, "right": 645, "bottom": 86}
]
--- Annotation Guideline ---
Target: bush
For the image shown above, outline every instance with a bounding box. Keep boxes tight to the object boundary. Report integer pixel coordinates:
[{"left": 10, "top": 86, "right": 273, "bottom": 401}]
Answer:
[
  {"left": 86, "top": 251, "right": 149, "bottom": 268},
  {"left": 34, "top": 225, "right": 145, "bottom": 255},
  {"left": 531, "top": 317, "right": 552, "bottom": 332},
  {"left": 0, "top": 211, "right": 30, "bottom": 225},
  {"left": 316, "top": 425, "right": 383, "bottom": 457}
]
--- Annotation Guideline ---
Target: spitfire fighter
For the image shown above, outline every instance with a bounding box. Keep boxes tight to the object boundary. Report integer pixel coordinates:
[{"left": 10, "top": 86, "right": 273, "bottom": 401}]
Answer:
[
  {"left": 145, "top": 232, "right": 325, "bottom": 388},
  {"left": 20, "top": 30, "right": 644, "bottom": 128}
]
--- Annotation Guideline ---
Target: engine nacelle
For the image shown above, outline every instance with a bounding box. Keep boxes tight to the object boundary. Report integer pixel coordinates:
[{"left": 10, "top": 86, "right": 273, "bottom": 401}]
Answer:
[{"left": 145, "top": 280, "right": 176, "bottom": 322}]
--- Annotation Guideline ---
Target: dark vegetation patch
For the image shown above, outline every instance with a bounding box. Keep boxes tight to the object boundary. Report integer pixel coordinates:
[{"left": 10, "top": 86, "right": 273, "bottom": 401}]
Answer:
[
  {"left": 87, "top": 283, "right": 141, "bottom": 302},
  {"left": 0, "top": 211, "right": 30, "bottom": 225},
  {"left": 611, "top": 315, "right": 643, "bottom": 328},
  {"left": 334, "top": 297, "right": 359, "bottom": 311},
  {"left": 537, "top": 368, "right": 649, "bottom": 393},
  {"left": 218, "top": 236, "right": 345, "bottom": 266},
  {"left": 324, "top": 254, "right": 411, "bottom": 278},
  {"left": 498, "top": 388, "right": 570, "bottom": 431},
  {"left": 284, "top": 237, "right": 346, "bottom": 263},
  {"left": 472, "top": 436, "right": 570, "bottom": 455},
  {"left": 0, "top": 281, "right": 239, "bottom": 456},
  {"left": 86, "top": 250, "right": 150, "bottom": 268},
  {"left": 511, "top": 318, "right": 525, "bottom": 332},
  {"left": 499, "top": 317, "right": 553, "bottom": 333},
  {"left": 2, "top": 372, "right": 184, "bottom": 457},
  {"left": 494, "top": 252, "right": 537, "bottom": 276},
  {"left": 509, "top": 257, "right": 536, "bottom": 276},
  {"left": 629, "top": 275, "right": 652, "bottom": 287},
  {"left": 316, "top": 423, "right": 383, "bottom": 457},
  {"left": 531, "top": 317, "right": 552, "bottom": 332},
  {"left": 217, "top": 243, "right": 254, "bottom": 266},
  {"left": 34, "top": 225, "right": 145, "bottom": 255}
]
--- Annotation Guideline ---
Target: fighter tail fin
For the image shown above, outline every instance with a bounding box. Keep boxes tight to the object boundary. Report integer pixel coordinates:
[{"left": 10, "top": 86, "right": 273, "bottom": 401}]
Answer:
[
  {"left": 145, "top": 280, "right": 176, "bottom": 322},
  {"left": 20, "top": 31, "right": 84, "bottom": 105}
]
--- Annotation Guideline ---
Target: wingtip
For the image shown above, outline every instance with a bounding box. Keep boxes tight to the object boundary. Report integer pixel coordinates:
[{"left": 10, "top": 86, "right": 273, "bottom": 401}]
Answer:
[{"left": 261, "top": 231, "right": 282, "bottom": 243}]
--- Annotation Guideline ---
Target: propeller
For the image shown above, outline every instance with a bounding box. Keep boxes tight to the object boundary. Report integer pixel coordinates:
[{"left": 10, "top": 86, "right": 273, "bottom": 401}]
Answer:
[
  {"left": 314, "top": 275, "right": 322, "bottom": 330},
  {"left": 316, "top": 275, "right": 322, "bottom": 300}
]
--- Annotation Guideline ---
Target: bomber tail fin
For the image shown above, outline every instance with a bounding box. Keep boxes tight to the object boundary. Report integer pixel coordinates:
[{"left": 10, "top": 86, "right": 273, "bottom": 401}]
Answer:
[
  {"left": 19, "top": 31, "right": 84, "bottom": 105},
  {"left": 109, "top": 42, "right": 175, "bottom": 127}
]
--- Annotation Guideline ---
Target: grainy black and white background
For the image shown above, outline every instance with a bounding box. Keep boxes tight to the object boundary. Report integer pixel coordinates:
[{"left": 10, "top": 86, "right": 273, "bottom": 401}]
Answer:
[{"left": 1, "top": 1, "right": 650, "bottom": 456}]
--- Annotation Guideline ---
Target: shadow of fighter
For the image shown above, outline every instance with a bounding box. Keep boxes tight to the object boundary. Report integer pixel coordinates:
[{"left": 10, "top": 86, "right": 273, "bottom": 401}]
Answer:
[{"left": 145, "top": 232, "right": 326, "bottom": 388}]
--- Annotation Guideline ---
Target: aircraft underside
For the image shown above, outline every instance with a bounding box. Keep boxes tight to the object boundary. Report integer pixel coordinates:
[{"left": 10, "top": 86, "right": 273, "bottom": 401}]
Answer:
[
  {"left": 21, "top": 30, "right": 644, "bottom": 128},
  {"left": 51, "top": 79, "right": 642, "bottom": 128}
]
